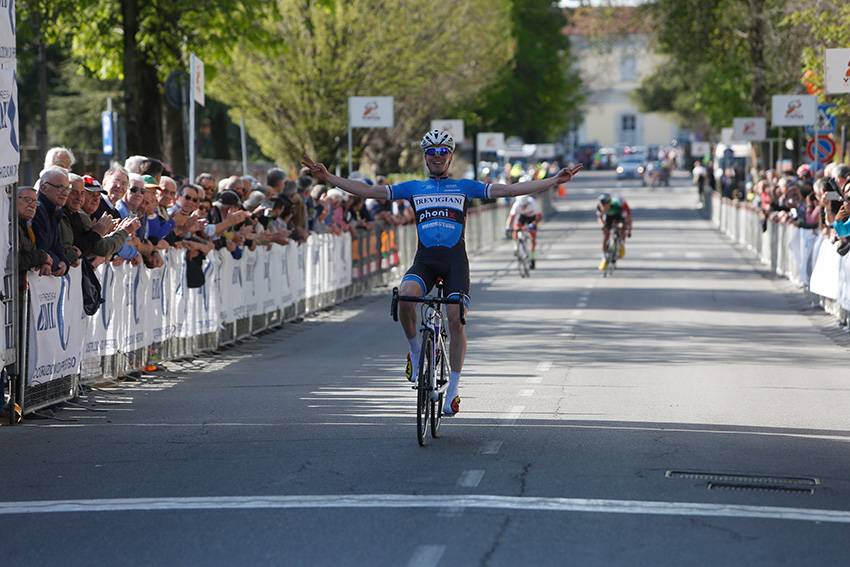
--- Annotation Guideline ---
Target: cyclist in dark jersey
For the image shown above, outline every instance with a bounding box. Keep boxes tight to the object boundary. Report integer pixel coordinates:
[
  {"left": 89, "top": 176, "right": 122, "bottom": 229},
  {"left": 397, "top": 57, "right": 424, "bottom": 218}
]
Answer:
[
  {"left": 596, "top": 193, "right": 632, "bottom": 271},
  {"left": 302, "top": 131, "right": 582, "bottom": 415}
]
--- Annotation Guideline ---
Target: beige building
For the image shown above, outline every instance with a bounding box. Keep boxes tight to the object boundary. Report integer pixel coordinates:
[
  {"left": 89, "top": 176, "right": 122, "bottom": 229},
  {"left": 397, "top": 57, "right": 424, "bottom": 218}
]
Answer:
[{"left": 564, "top": 7, "right": 682, "bottom": 149}]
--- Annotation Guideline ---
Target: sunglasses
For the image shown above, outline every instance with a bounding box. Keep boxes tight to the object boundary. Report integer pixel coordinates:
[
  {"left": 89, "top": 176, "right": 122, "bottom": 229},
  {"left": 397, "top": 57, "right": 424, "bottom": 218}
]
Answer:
[
  {"left": 424, "top": 147, "right": 452, "bottom": 157},
  {"left": 42, "top": 181, "right": 72, "bottom": 193},
  {"left": 182, "top": 196, "right": 199, "bottom": 202},
  {"left": 129, "top": 187, "right": 143, "bottom": 194}
]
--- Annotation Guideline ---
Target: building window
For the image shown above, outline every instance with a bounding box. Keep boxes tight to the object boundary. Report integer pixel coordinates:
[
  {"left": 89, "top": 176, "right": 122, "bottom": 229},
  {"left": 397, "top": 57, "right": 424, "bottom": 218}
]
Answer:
[
  {"left": 620, "top": 54, "right": 636, "bottom": 82},
  {"left": 622, "top": 114, "right": 636, "bottom": 131}
]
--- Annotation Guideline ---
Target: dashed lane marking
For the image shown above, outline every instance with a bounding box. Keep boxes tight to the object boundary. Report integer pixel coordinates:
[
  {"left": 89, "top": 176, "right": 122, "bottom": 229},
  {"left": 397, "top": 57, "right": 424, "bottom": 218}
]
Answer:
[
  {"left": 2, "top": 495, "right": 849, "bottom": 525},
  {"left": 481, "top": 440, "right": 503, "bottom": 455},
  {"left": 408, "top": 545, "right": 446, "bottom": 567},
  {"left": 457, "top": 470, "right": 485, "bottom": 488},
  {"left": 526, "top": 376, "right": 543, "bottom": 384},
  {"left": 535, "top": 362, "right": 553, "bottom": 372},
  {"left": 519, "top": 389, "right": 534, "bottom": 398}
]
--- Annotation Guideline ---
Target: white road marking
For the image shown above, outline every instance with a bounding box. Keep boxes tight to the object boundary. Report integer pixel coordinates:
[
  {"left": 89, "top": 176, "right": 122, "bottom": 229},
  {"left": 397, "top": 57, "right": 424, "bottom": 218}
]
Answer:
[
  {"left": 457, "top": 470, "right": 485, "bottom": 488},
  {"left": 2, "top": 495, "right": 848, "bottom": 524},
  {"left": 481, "top": 440, "right": 503, "bottom": 455},
  {"left": 685, "top": 252, "right": 703, "bottom": 259},
  {"left": 526, "top": 376, "right": 543, "bottom": 384},
  {"left": 647, "top": 252, "right": 665, "bottom": 258},
  {"left": 576, "top": 302, "right": 588, "bottom": 308},
  {"left": 535, "top": 361, "right": 552, "bottom": 372},
  {"left": 408, "top": 545, "right": 446, "bottom": 567},
  {"left": 519, "top": 389, "right": 534, "bottom": 398},
  {"left": 504, "top": 405, "right": 525, "bottom": 425}
]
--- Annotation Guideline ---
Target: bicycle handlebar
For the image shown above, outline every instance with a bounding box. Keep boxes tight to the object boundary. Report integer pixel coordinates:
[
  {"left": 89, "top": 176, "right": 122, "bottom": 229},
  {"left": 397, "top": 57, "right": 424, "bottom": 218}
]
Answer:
[{"left": 391, "top": 287, "right": 466, "bottom": 325}]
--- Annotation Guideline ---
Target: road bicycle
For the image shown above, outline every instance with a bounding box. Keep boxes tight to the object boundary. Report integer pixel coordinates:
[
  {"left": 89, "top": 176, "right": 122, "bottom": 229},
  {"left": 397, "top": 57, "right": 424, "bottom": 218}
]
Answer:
[
  {"left": 391, "top": 280, "right": 464, "bottom": 446},
  {"left": 514, "top": 226, "right": 532, "bottom": 278},
  {"left": 603, "top": 224, "right": 624, "bottom": 278}
]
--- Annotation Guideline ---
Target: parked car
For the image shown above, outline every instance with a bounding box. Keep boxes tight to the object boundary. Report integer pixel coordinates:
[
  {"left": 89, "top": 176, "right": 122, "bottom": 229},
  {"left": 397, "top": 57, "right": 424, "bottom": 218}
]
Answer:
[{"left": 615, "top": 155, "right": 646, "bottom": 180}]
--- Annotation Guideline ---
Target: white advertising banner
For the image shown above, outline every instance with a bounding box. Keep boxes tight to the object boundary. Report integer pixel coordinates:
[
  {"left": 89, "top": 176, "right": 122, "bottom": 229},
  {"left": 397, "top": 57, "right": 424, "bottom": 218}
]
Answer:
[
  {"left": 27, "top": 267, "right": 84, "bottom": 386},
  {"left": 0, "top": 187, "right": 8, "bottom": 366},
  {"left": 349, "top": 96, "right": 394, "bottom": 128},
  {"left": 771, "top": 95, "right": 817, "bottom": 127},
  {"left": 824, "top": 48, "right": 850, "bottom": 95},
  {"left": 732, "top": 117, "right": 767, "bottom": 142},
  {"left": 476, "top": 132, "right": 505, "bottom": 152},
  {"left": 0, "top": 69, "right": 19, "bottom": 185},
  {"left": 809, "top": 241, "right": 841, "bottom": 300},
  {"left": 190, "top": 53, "right": 205, "bottom": 106},
  {"left": 430, "top": 120, "right": 464, "bottom": 144}
]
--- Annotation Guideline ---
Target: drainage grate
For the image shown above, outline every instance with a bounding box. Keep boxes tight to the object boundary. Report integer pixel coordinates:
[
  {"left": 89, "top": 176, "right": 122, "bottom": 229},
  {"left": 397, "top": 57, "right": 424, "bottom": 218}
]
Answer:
[
  {"left": 707, "top": 482, "right": 815, "bottom": 495},
  {"left": 666, "top": 470, "right": 819, "bottom": 495}
]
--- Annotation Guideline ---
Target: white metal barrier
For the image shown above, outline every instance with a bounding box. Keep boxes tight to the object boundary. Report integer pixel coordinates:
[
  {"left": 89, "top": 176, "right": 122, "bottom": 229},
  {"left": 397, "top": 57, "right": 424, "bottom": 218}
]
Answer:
[{"left": 711, "top": 193, "right": 850, "bottom": 326}]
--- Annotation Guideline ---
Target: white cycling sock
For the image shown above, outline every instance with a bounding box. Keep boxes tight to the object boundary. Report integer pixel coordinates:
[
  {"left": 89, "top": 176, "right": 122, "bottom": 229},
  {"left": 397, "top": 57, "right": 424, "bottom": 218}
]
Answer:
[
  {"left": 444, "top": 371, "right": 461, "bottom": 413},
  {"left": 407, "top": 335, "right": 420, "bottom": 379}
]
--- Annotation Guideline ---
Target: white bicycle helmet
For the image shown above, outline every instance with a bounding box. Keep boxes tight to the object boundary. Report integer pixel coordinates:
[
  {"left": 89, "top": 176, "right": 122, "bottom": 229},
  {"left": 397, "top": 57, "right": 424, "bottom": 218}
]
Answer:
[{"left": 420, "top": 129, "right": 455, "bottom": 152}]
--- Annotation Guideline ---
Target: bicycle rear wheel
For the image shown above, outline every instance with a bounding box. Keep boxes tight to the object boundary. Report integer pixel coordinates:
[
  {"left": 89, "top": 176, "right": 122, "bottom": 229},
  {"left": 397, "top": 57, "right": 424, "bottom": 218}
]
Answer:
[
  {"left": 416, "top": 331, "right": 433, "bottom": 446},
  {"left": 430, "top": 339, "right": 447, "bottom": 438}
]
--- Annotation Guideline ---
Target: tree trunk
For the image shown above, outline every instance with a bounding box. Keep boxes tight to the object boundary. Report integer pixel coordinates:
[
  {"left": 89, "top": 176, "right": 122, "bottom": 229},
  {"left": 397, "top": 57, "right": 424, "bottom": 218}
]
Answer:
[
  {"left": 35, "top": 11, "right": 48, "bottom": 160},
  {"left": 162, "top": 100, "right": 186, "bottom": 176},
  {"left": 747, "top": 0, "right": 768, "bottom": 117},
  {"left": 121, "top": 0, "right": 163, "bottom": 159}
]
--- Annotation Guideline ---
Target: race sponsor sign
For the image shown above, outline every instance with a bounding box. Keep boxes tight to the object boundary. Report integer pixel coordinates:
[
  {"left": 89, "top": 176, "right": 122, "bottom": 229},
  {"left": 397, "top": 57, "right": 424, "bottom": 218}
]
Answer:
[
  {"left": 824, "top": 48, "right": 850, "bottom": 94},
  {"left": 27, "top": 268, "right": 84, "bottom": 386},
  {"left": 349, "top": 96, "right": 394, "bottom": 128},
  {"left": 732, "top": 117, "right": 766, "bottom": 142},
  {"left": 771, "top": 95, "right": 816, "bottom": 127},
  {"left": 476, "top": 132, "right": 505, "bottom": 152},
  {"left": 0, "top": 69, "right": 19, "bottom": 185},
  {"left": 430, "top": 120, "right": 464, "bottom": 144},
  {"left": 691, "top": 141, "right": 711, "bottom": 158}
]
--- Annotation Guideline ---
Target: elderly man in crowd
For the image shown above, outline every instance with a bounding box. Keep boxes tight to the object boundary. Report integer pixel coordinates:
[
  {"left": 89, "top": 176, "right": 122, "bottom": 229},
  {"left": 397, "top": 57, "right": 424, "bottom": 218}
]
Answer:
[
  {"left": 195, "top": 172, "right": 216, "bottom": 201},
  {"left": 32, "top": 167, "right": 71, "bottom": 276},
  {"left": 78, "top": 176, "right": 139, "bottom": 265},
  {"left": 96, "top": 165, "right": 129, "bottom": 220},
  {"left": 17, "top": 186, "right": 53, "bottom": 285},
  {"left": 43, "top": 146, "right": 76, "bottom": 172},
  {"left": 112, "top": 173, "right": 147, "bottom": 265},
  {"left": 59, "top": 173, "right": 116, "bottom": 267}
]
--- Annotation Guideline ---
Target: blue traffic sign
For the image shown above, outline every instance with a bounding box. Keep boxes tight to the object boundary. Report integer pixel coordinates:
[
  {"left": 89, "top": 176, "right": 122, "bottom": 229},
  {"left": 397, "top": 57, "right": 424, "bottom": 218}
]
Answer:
[
  {"left": 101, "top": 111, "right": 114, "bottom": 155},
  {"left": 805, "top": 103, "right": 837, "bottom": 136}
]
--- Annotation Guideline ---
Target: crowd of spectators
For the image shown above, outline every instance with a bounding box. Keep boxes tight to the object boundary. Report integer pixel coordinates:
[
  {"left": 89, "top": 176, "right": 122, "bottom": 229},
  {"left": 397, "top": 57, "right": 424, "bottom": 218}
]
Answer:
[
  {"left": 736, "top": 162, "right": 850, "bottom": 255},
  {"left": 17, "top": 147, "right": 418, "bottom": 307}
]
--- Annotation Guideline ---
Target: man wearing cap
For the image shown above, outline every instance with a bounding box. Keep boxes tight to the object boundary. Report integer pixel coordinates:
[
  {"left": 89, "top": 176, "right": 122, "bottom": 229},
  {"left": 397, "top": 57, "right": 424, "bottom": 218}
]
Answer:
[
  {"left": 59, "top": 174, "right": 117, "bottom": 266},
  {"left": 79, "top": 175, "right": 139, "bottom": 263}
]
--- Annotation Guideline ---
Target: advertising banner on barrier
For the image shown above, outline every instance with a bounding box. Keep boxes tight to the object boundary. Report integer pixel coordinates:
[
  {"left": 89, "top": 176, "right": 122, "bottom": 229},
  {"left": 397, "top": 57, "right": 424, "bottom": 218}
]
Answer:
[
  {"left": 27, "top": 268, "right": 84, "bottom": 386},
  {"left": 808, "top": 238, "right": 841, "bottom": 300}
]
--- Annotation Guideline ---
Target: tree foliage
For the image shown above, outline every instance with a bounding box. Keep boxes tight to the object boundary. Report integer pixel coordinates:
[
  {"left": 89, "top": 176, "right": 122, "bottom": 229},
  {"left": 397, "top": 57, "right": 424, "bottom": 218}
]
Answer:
[
  {"left": 213, "top": 0, "right": 514, "bottom": 171},
  {"left": 786, "top": 1, "right": 850, "bottom": 120},
  {"left": 471, "top": 0, "right": 583, "bottom": 142},
  {"left": 635, "top": 0, "right": 803, "bottom": 136}
]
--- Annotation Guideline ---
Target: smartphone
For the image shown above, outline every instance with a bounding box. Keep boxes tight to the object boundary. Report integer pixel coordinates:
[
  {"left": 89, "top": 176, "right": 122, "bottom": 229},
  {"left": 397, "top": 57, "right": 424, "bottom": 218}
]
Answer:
[{"left": 826, "top": 191, "right": 842, "bottom": 201}]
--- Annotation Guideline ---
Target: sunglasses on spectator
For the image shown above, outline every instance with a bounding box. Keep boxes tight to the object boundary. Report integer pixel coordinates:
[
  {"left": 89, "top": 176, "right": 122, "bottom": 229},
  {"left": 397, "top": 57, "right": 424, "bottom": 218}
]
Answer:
[
  {"left": 42, "top": 181, "right": 72, "bottom": 193},
  {"left": 182, "top": 195, "right": 199, "bottom": 202},
  {"left": 129, "top": 187, "right": 143, "bottom": 194},
  {"left": 424, "top": 147, "right": 452, "bottom": 157}
]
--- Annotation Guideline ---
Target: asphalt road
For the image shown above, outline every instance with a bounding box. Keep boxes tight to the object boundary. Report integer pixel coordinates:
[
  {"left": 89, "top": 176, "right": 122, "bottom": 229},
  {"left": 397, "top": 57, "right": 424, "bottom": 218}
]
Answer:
[{"left": 3, "top": 171, "right": 850, "bottom": 566}]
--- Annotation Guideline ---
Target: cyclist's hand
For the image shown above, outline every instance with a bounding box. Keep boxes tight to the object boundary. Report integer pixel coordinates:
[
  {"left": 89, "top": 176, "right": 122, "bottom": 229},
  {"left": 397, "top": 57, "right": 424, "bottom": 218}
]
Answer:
[{"left": 504, "top": 227, "right": 512, "bottom": 239}]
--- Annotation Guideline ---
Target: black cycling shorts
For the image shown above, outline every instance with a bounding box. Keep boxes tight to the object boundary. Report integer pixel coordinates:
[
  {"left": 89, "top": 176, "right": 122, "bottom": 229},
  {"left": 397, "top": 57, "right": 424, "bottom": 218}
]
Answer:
[
  {"left": 515, "top": 214, "right": 538, "bottom": 227},
  {"left": 401, "top": 247, "right": 470, "bottom": 305},
  {"left": 604, "top": 213, "right": 625, "bottom": 230}
]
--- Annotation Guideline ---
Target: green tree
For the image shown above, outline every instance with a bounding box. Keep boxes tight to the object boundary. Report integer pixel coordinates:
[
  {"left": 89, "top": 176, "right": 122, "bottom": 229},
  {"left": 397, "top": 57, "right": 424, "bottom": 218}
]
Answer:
[
  {"left": 635, "top": 0, "right": 802, "bottom": 136},
  {"left": 473, "top": 0, "right": 583, "bottom": 142},
  {"left": 214, "top": 0, "right": 513, "bottom": 172}
]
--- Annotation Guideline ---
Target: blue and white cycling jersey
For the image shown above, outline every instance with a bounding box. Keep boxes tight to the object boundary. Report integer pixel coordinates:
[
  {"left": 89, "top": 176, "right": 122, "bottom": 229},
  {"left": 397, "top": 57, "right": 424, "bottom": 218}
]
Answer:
[{"left": 387, "top": 177, "right": 492, "bottom": 249}]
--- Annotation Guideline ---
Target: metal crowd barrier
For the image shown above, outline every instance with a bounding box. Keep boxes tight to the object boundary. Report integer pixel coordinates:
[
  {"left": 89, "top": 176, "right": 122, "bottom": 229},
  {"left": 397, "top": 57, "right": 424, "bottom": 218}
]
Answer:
[
  {"left": 15, "top": 199, "right": 511, "bottom": 418},
  {"left": 710, "top": 193, "right": 850, "bottom": 327}
]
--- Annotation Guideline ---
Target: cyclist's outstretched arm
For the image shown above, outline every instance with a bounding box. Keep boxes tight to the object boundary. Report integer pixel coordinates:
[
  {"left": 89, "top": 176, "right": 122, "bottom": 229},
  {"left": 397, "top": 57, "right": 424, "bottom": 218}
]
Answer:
[
  {"left": 490, "top": 165, "right": 582, "bottom": 198},
  {"left": 301, "top": 155, "right": 390, "bottom": 200}
]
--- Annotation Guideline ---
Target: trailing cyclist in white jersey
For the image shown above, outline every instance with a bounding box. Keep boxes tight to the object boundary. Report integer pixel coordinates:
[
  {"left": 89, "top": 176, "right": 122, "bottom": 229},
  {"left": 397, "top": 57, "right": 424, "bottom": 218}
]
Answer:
[{"left": 302, "top": 131, "right": 582, "bottom": 416}]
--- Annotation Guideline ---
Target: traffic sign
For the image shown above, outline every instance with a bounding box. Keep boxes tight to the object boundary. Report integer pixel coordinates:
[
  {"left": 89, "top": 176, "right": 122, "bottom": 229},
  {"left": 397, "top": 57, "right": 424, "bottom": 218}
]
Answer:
[
  {"left": 805, "top": 103, "right": 836, "bottom": 136},
  {"left": 805, "top": 136, "right": 836, "bottom": 163},
  {"left": 824, "top": 48, "right": 850, "bottom": 94}
]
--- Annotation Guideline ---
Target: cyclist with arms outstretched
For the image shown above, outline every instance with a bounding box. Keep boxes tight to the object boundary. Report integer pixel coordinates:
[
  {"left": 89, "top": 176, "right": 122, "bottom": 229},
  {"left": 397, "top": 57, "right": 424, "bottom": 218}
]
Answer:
[
  {"left": 505, "top": 195, "right": 543, "bottom": 269},
  {"left": 302, "top": 130, "right": 582, "bottom": 415},
  {"left": 597, "top": 193, "right": 632, "bottom": 271}
]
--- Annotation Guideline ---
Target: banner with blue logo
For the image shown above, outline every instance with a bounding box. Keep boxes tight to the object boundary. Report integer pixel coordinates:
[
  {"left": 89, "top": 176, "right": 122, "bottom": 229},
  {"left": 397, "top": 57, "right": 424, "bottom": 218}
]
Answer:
[
  {"left": 0, "top": 0, "right": 17, "bottom": 186},
  {"left": 27, "top": 267, "right": 84, "bottom": 386}
]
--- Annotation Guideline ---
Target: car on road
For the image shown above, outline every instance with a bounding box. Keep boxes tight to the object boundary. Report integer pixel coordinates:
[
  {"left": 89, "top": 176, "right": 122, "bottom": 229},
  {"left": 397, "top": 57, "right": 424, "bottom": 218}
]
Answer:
[{"left": 615, "top": 155, "right": 646, "bottom": 181}]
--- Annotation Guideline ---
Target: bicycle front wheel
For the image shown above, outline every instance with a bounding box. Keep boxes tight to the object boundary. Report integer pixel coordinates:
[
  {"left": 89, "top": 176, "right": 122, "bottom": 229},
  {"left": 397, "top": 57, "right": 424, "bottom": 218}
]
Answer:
[
  {"left": 416, "top": 331, "right": 433, "bottom": 446},
  {"left": 517, "top": 237, "right": 530, "bottom": 278},
  {"left": 430, "top": 340, "right": 447, "bottom": 438}
]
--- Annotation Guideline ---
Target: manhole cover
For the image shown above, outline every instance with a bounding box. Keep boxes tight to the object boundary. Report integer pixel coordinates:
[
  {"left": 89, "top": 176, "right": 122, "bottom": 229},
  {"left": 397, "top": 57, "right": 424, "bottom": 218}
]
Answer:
[{"left": 666, "top": 470, "right": 819, "bottom": 494}]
